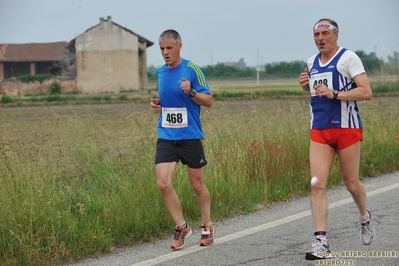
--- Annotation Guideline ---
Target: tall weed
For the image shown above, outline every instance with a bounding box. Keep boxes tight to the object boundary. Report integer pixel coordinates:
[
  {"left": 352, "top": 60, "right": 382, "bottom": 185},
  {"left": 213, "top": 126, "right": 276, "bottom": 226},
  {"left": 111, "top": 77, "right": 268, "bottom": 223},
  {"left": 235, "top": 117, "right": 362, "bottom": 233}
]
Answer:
[{"left": 0, "top": 96, "right": 398, "bottom": 265}]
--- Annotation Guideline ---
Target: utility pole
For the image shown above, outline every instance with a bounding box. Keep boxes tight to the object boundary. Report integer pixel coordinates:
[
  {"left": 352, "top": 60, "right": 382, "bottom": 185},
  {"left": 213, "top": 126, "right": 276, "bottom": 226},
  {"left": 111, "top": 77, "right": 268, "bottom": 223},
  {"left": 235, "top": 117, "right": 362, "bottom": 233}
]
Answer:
[{"left": 256, "top": 49, "right": 260, "bottom": 87}]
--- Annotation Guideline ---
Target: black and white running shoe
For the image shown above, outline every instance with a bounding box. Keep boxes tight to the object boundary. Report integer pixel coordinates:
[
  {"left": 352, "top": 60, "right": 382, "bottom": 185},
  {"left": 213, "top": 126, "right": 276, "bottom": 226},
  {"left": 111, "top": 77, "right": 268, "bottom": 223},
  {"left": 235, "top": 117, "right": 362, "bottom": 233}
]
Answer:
[{"left": 305, "top": 239, "right": 333, "bottom": 260}]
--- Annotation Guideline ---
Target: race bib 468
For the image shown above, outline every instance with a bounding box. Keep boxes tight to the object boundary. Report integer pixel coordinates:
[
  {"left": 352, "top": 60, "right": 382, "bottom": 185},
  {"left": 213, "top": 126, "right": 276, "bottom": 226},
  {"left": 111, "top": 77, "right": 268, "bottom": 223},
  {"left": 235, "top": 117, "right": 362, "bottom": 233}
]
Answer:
[{"left": 161, "top": 107, "right": 188, "bottom": 128}]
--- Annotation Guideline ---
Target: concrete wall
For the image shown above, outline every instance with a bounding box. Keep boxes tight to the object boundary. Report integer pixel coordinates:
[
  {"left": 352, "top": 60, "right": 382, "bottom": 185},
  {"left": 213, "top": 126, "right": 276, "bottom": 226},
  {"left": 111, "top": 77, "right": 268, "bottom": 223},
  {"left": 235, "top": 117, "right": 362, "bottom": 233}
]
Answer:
[
  {"left": 0, "top": 78, "right": 77, "bottom": 97},
  {"left": 76, "top": 18, "right": 140, "bottom": 94}
]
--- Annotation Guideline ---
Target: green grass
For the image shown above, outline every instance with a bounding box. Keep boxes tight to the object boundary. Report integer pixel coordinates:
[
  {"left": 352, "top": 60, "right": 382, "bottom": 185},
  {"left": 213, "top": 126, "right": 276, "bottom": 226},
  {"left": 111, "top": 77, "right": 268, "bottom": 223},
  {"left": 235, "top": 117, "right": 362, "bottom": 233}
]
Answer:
[
  {"left": 0, "top": 88, "right": 398, "bottom": 265},
  {"left": 3, "top": 77, "right": 398, "bottom": 107}
]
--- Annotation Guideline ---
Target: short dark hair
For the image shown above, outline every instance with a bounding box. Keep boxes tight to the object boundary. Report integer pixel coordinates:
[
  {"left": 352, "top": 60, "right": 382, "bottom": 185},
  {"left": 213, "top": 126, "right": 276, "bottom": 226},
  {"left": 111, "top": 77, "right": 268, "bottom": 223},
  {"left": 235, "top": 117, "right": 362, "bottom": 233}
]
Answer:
[
  {"left": 315, "top": 18, "right": 339, "bottom": 31},
  {"left": 159, "top": 29, "right": 182, "bottom": 44}
]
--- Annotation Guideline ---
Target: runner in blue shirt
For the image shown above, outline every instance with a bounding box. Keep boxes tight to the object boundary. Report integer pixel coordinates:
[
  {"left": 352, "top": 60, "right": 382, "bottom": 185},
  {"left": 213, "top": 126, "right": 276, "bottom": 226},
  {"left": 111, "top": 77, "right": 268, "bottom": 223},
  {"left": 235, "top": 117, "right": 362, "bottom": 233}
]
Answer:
[{"left": 150, "top": 29, "right": 215, "bottom": 250}]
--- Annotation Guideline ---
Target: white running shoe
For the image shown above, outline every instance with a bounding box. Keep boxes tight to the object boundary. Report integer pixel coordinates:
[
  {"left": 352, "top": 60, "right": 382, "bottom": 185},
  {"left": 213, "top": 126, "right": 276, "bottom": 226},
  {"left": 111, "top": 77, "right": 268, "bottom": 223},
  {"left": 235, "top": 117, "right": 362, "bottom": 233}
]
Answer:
[{"left": 360, "top": 209, "right": 375, "bottom": 245}]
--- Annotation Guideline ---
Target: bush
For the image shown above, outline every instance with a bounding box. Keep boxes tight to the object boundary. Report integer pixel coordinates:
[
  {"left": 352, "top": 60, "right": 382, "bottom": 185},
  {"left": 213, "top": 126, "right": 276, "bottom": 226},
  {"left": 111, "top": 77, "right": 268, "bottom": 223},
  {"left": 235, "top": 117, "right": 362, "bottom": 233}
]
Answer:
[
  {"left": 46, "top": 95, "right": 61, "bottom": 102},
  {"left": 0, "top": 94, "right": 13, "bottom": 104},
  {"left": 119, "top": 94, "right": 128, "bottom": 101},
  {"left": 371, "top": 79, "right": 399, "bottom": 93},
  {"left": 16, "top": 74, "right": 54, "bottom": 83},
  {"left": 49, "top": 81, "right": 61, "bottom": 94}
]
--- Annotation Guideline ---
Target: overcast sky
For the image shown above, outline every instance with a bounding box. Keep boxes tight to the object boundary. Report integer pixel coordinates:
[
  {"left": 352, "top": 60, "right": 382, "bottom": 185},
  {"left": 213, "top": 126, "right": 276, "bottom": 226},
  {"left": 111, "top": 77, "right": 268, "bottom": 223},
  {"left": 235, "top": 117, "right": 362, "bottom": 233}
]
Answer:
[{"left": 1, "top": 0, "right": 398, "bottom": 67}]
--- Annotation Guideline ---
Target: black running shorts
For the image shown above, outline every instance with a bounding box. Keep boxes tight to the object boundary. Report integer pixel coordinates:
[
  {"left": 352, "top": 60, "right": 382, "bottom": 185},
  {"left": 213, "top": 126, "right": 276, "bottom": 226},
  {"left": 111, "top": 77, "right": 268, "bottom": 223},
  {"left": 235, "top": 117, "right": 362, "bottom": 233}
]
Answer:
[{"left": 155, "top": 139, "right": 207, "bottom": 169}]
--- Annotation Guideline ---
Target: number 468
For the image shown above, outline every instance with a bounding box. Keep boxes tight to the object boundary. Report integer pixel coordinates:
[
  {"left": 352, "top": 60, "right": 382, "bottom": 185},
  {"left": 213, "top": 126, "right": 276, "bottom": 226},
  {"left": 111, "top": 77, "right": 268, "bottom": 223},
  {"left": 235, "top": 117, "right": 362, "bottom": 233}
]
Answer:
[{"left": 166, "top": 113, "right": 183, "bottom": 123}]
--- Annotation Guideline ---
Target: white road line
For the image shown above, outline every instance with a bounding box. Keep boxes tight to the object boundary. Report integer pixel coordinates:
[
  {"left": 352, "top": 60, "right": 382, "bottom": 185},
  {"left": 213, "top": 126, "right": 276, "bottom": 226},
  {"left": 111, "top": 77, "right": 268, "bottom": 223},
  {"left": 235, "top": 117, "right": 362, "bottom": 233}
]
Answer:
[{"left": 132, "top": 182, "right": 399, "bottom": 266}]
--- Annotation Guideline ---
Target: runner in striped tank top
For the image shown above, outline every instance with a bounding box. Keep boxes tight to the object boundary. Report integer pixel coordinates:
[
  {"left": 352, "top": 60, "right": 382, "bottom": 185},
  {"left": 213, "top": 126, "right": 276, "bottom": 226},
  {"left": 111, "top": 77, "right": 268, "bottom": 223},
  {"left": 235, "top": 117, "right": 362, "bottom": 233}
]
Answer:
[{"left": 298, "top": 18, "right": 375, "bottom": 261}]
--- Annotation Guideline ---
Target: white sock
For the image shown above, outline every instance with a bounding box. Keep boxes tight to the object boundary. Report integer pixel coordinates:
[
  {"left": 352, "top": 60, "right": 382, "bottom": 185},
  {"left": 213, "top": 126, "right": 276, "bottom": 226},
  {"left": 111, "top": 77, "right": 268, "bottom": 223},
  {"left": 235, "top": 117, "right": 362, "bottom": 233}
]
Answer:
[{"left": 359, "top": 212, "right": 370, "bottom": 225}]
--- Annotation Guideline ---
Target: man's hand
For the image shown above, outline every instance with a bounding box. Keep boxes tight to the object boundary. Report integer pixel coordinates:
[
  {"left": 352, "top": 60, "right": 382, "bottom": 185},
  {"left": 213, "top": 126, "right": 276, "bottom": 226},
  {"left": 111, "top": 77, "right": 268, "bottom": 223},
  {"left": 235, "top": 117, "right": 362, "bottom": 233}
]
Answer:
[
  {"left": 314, "top": 84, "right": 334, "bottom": 99},
  {"left": 180, "top": 78, "right": 191, "bottom": 95},
  {"left": 150, "top": 98, "right": 161, "bottom": 113},
  {"left": 298, "top": 67, "right": 310, "bottom": 92}
]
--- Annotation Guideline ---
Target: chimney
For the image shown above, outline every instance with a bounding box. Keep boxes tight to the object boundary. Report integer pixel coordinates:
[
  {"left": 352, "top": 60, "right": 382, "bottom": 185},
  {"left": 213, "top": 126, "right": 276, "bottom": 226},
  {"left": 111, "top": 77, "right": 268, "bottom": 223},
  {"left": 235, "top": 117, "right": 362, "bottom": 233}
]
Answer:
[
  {"left": 100, "top": 17, "right": 104, "bottom": 30},
  {"left": 107, "top": 16, "right": 112, "bottom": 29}
]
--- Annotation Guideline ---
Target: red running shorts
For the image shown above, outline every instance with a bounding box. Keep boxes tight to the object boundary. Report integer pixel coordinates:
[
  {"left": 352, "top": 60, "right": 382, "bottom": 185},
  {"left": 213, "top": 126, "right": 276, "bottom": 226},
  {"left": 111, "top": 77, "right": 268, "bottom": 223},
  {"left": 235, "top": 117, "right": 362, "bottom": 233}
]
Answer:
[{"left": 310, "top": 128, "right": 363, "bottom": 150}]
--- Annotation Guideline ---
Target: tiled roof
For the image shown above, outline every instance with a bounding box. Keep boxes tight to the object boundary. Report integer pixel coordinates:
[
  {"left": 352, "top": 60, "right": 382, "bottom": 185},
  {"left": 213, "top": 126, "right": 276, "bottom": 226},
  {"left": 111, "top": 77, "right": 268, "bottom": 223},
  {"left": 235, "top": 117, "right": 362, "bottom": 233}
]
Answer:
[{"left": 0, "top": 42, "right": 67, "bottom": 62}]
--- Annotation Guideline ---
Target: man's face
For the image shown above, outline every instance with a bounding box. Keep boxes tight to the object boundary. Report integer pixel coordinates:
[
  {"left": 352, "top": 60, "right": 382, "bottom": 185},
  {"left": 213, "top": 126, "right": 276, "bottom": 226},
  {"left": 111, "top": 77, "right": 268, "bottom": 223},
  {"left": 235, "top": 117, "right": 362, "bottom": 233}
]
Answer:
[
  {"left": 159, "top": 38, "right": 182, "bottom": 68},
  {"left": 313, "top": 21, "right": 338, "bottom": 54}
]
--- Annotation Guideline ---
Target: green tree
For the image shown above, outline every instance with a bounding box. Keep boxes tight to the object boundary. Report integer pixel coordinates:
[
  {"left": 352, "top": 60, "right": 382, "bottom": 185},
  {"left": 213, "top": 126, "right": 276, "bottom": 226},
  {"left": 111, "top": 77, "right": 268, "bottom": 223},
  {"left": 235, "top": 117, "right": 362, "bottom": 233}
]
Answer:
[
  {"left": 202, "top": 63, "right": 256, "bottom": 79},
  {"left": 387, "top": 52, "right": 399, "bottom": 75},
  {"left": 235, "top": 58, "right": 246, "bottom": 69},
  {"left": 355, "top": 50, "right": 383, "bottom": 75},
  {"left": 147, "top": 65, "right": 157, "bottom": 81},
  {"left": 264, "top": 60, "right": 306, "bottom": 78}
]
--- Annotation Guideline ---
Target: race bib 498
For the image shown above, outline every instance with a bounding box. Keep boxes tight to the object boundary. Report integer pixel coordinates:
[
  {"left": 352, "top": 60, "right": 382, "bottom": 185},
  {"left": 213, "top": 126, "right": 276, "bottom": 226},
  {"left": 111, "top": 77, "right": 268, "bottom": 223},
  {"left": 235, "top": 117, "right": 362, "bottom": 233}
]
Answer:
[{"left": 309, "top": 72, "right": 333, "bottom": 96}]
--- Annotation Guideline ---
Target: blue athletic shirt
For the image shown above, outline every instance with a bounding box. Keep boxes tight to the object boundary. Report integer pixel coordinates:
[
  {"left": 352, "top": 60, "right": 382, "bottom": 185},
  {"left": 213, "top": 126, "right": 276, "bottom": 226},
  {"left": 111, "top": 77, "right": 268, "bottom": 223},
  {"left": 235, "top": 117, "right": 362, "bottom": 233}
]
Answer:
[
  {"left": 156, "top": 58, "right": 211, "bottom": 140},
  {"left": 307, "top": 47, "right": 366, "bottom": 129}
]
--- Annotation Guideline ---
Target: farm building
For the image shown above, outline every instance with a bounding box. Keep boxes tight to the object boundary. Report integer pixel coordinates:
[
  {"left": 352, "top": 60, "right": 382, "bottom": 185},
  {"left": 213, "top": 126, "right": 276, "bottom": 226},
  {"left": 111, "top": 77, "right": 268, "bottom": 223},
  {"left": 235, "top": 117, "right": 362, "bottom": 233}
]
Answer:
[
  {"left": 0, "top": 42, "right": 67, "bottom": 80},
  {"left": 0, "top": 16, "right": 154, "bottom": 94},
  {"left": 73, "top": 16, "right": 154, "bottom": 94}
]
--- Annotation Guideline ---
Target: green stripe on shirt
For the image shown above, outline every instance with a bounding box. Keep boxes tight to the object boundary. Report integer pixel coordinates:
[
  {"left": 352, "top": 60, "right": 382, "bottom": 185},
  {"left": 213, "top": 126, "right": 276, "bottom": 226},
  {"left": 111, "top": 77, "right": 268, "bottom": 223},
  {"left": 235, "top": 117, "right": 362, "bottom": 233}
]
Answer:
[{"left": 188, "top": 62, "right": 207, "bottom": 87}]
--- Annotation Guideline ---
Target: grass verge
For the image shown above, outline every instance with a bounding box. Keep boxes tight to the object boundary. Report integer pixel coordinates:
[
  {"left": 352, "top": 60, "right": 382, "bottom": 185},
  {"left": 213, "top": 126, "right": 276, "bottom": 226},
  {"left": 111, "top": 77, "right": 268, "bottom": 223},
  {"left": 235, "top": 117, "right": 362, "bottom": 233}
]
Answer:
[{"left": 0, "top": 93, "right": 398, "bottom": 266}]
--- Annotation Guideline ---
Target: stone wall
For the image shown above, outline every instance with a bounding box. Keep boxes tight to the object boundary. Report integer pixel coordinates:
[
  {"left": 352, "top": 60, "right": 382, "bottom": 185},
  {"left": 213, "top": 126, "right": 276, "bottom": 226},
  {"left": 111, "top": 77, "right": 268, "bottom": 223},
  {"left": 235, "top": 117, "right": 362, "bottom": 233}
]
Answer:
[{"left": 0, "top": 78, "right": 78, "bottom": 97}]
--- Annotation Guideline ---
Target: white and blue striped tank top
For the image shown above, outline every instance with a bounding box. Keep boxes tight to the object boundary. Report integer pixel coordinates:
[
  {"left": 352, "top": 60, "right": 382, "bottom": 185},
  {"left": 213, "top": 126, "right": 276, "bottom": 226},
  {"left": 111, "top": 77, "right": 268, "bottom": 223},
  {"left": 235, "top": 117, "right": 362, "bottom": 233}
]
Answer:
[{"left": 307, "top": 47, "right": 365, "bottom": 129}]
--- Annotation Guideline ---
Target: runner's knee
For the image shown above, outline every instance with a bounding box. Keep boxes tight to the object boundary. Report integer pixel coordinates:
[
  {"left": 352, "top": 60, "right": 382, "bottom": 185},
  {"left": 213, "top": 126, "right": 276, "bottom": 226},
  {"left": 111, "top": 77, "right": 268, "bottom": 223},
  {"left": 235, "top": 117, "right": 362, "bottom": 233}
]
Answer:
[
  {"left": 310, "top": 176, "right": 326, "bottom": 193},
  {"left": 345, "top": 180, "right": 362, "bottom": 196}
]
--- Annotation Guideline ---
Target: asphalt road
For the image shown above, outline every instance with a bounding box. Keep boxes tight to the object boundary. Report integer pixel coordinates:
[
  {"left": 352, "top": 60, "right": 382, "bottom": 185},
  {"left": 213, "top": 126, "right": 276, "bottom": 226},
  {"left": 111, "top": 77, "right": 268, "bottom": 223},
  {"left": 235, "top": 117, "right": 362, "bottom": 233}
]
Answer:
[{"left": 65, "top": 172, "right": 399, "bottom": 266}]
